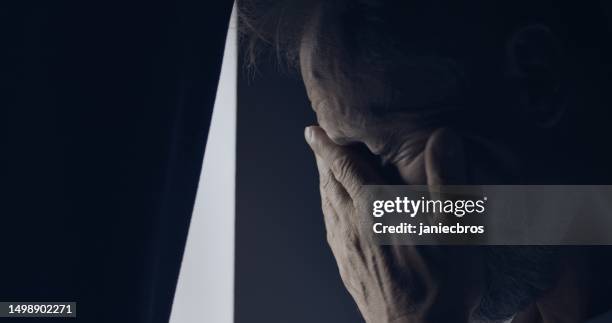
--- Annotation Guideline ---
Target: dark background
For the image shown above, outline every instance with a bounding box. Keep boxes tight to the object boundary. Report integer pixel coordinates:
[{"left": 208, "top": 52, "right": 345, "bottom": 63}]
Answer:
[
  {"left": 236, "top": 61, "right": 364, "bottom": 322},
  {"left": 2, "top": 1, "right": 232, "bottom": 322}
]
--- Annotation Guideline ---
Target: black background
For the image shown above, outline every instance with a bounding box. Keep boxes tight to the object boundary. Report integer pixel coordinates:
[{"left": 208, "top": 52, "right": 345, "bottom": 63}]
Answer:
[{"left": 2, "top": 1, "right": 233, "bottom": 322}]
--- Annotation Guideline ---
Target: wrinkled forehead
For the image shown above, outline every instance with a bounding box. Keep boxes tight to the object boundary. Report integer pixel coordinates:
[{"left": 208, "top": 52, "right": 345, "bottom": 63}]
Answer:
[{"left": 298, "top": 9, "right": 470, "bottom": 145}]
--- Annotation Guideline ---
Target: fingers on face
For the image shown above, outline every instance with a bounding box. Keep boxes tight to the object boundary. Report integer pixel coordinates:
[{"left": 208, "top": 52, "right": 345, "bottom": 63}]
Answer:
[
  {"left": 306, "top": 125, "right": 381, "bottom": 199},
  {"left": 306, "top": 127, "right": 366, "bottom": 239}
]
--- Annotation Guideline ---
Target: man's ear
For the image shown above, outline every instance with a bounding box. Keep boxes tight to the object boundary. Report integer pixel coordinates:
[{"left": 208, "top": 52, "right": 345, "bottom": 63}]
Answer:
[{"left": 506, "top": 24, "right": 566, "bottom": 127}]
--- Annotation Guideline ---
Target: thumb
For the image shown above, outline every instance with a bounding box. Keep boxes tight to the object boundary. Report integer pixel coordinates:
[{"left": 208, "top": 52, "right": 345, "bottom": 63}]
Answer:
[
  {"left": 424, "top": 128, "right": 469, "bottom": 228},
  {"left": 425, "top": 128, "right": 468, "bottom": 186},
  {"left": 305, "top": 125, "right": 385, "bottom": 198}
]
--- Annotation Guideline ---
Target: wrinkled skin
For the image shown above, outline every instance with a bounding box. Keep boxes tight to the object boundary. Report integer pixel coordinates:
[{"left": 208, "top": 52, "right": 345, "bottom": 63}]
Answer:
[
  {"left": 305, "top": 121, "right": 599, "bottom": 323},
  {"left": 298, "top": 20, "right": 581, "bottom": 323},
  {"left": 305, "top": 126, "right": 487, "bottom": 322}
]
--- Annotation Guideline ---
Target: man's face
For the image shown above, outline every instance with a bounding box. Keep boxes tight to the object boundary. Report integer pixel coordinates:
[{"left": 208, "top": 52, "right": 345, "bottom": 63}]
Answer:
[
  {"left": 299, "top": 27, "right": 560, "bottom": 321},
  {"left": 298, "top": 16, "right": 529, "bottom": 186},
  {"left": 299, "top": 35, "right": 459, "bottom": 185}
]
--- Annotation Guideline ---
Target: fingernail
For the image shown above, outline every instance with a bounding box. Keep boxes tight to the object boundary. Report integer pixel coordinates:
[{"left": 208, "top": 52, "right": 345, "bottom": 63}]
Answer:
[{"left": 304, "top": 126, "right": 313, "bottom": 144}]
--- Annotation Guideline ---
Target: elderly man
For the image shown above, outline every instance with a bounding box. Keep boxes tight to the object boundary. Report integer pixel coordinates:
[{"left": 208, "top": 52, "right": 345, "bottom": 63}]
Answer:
[{"left": 240, "top": 1, "right": 612, "bottom": 322}]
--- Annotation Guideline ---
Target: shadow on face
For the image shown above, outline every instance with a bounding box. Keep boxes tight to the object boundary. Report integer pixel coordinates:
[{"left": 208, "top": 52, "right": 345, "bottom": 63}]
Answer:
[{"left": 293, "top": 1, "right": 612, "bottom": 320}]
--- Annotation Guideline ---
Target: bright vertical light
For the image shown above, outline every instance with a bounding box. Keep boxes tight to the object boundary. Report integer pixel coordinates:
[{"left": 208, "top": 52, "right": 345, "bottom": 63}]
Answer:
[{"left": 170, "top": 5, "right": 236, "bottom": 323}]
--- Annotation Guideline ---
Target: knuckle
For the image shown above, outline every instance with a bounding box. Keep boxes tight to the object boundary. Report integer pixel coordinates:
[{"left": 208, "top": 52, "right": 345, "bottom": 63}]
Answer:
[
  {"left": 321, "top": 197, "right": 333, "bottom": 211},
  {"left": 331, "top": 154, "right": 355, "bottom": 182},
  {"left": 319, "top": 172, "right": 334, "bottom": 192}
]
